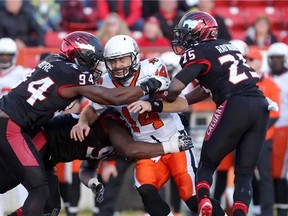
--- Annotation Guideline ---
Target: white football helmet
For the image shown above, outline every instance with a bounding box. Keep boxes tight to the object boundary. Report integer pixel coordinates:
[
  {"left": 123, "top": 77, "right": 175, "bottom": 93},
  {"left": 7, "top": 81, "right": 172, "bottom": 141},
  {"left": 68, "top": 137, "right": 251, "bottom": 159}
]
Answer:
[
  {"left": 160, "top": 51, "right": 181, "bottom": 78},
  {"left": 229, "top": 39, "right": 249, "bottom": 56},
  {"left": 267, "top": 42, "right": 288, "bottom": 70},
  {"left": 0, "top": 37, "right": 18, "bottom": 70},
  {"left": 104, "top": 35, "right": 140, "bottom": 81}
]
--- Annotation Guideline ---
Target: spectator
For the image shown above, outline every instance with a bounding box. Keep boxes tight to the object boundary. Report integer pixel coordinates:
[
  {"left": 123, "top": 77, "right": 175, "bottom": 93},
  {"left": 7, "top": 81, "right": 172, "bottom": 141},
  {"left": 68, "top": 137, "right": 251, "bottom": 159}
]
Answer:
[
  {"left": 153, "top": 0, "right": 184, "bottom": 41},
  {"left": 136, "top": 16, "right": 170, "bottom": 59},
  {"left": 193, "top": 0, "right": 231, "bottom": 41},
  {"left": 96, "top": 13, "right": 131, "bottom": 45},
  {"left": 78, "top": 0, "right": 109, "bottom": 30},
  {"left": 282, "top": 33, "right": 288, "bottom": 45},
  {"left": 142, "top": 1, "right": 189, "bottom": 19},
  {"left": 60, "top": 0, "right": 98, "bottom": 32},
  {"left": 101, "top": 0, "right": 144, "bottom": 31},
  {"left": 0, "top": 0, "right": 44, "bottom": 48},
  {"left": 244, "top": 14, "right": 278, "bottom": 48},
  {"left": 30, "top": 0, "right": 62, "bottom": 32},
  {"left": 141, "top": 0, "right": 159, "bottom": 19}
]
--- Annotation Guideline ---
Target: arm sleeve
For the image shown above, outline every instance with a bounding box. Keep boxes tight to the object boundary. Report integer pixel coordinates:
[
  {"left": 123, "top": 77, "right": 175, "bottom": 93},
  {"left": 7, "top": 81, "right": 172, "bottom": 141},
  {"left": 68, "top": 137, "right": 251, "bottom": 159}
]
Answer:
[{"left": 174, "top": 64, "right": 205, "bottom": 86}]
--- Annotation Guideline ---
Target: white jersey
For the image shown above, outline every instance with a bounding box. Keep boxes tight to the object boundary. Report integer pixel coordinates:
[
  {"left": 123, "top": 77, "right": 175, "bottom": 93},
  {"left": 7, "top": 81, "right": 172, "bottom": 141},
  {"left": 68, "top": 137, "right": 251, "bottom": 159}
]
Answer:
[
  {"left": 0, "top": 65, "right": 31, "bottom": 96},
  {"left": 94, "top": 57, "right": 185, "bottom": 143},
  {"left": 272, "top": 71, "right": 288, "bottom": 127}
]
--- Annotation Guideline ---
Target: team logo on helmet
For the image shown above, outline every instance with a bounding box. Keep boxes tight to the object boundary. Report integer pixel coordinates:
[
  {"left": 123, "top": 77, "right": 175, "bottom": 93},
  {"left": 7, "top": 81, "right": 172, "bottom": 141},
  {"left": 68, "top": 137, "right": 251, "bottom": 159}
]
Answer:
[
  {"left": 75, "top": 41, "right": 95, "bottom": 52},
  {"left": 183, "top": 19, "right": 203, "bottom": 29}
]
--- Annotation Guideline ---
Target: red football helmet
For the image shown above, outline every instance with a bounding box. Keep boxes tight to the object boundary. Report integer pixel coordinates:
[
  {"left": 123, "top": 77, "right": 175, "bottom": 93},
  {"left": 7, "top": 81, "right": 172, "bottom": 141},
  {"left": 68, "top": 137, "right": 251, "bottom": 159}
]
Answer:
[
  {"left": 171, "top": 11, "right": 218, "bottom": 55},
  {"left": 60, "top": 31, "right": 104, "bottom": 80}
]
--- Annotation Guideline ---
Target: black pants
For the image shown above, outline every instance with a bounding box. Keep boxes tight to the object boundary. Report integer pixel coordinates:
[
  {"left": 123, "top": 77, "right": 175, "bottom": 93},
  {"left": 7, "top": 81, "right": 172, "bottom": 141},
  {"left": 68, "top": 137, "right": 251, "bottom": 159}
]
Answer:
[
  {"left": 0, "top": 117, "right": 49, "bottom": 216},
  {"left": 197, "top": 96, "right": 269, "bottom": 207}
]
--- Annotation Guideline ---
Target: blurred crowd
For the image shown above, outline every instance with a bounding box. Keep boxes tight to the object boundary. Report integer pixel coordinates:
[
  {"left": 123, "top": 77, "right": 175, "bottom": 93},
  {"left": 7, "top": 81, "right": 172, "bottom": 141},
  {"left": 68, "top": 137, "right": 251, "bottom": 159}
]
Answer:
[{"left": 0, "top": 0, "right": 287, "bottom": 51}]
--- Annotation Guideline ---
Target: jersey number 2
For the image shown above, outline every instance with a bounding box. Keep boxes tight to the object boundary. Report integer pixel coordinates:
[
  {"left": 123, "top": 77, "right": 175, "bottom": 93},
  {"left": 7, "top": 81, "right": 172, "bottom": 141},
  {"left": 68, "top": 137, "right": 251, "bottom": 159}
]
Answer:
[{"left": 219, "top": 54, "right": 258, "bottom": 84}]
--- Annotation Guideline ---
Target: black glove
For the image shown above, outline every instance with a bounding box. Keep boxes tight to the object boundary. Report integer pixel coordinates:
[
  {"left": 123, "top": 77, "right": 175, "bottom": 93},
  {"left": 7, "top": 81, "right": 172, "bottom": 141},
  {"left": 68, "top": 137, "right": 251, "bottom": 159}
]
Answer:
[
  {"left": 178, "top": 130, "right": 194, "bottom": 152},
  {"left": 140, "top": 78, "right": 162, "bottom": 94},
  {"left": 88, "top": 178, "right": 105, "bottom": 203},
  {"left": 92, "top": 183, "right": 104, "bottom": 203}
]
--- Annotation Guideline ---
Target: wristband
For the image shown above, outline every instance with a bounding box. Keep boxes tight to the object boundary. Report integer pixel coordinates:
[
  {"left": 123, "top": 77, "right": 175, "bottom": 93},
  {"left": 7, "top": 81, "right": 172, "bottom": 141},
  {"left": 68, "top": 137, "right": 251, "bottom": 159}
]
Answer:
[{"left": 150, "top": 100, "right": 163, "bottom": 112}]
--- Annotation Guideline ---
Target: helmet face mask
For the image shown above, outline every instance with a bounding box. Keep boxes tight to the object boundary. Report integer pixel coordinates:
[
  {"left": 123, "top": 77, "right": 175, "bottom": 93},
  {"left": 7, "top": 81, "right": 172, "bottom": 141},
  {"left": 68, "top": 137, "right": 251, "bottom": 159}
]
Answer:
[
  {"left": 267, "top": 42, "right": 288, "bottom": 75},
  {"left": 171, "top": 11, "right": 218, "bottom": 55},
  {"left": 60, "top": 31, "right": 104, "bottom": 80},
  {"left": 0, "top": 38, "right": 17, "bottom": 70},
  {"left": 92, "top": 60, "right": 103, "bottom": 81},
  {"left": 0, "top": 54, "right": 16, "bottom": 70},
  {"left": 104, "top": 35, "right": 140, "bottom": 82},
  {"left": 105, "top": 54, "right": 134, "bottom": 81}
]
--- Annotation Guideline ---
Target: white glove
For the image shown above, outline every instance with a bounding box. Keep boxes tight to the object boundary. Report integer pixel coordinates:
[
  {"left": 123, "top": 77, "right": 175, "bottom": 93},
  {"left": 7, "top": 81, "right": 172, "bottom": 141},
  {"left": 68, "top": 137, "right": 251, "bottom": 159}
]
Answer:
[
  {"left": 266, "top": 97, "right": 279, "bottom": 112},
  {"left": 162, "top": 130, "right": 194, "bottom": 154},
  {"left": 88, "top": 178, "right": 104, "bottom": 203}
]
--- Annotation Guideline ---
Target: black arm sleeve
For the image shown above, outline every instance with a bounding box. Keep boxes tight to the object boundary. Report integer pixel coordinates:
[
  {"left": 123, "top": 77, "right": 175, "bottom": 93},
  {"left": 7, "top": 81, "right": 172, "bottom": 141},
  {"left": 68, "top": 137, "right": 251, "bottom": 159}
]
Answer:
[{"left": 174, "top": 64, "right": 205, "bottom": 86}]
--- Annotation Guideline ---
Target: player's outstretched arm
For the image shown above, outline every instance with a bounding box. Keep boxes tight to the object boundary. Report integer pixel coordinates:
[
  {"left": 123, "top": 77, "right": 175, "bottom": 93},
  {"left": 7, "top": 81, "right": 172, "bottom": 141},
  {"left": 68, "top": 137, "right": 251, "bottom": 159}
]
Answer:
[
  {"left": 128, "top": 96, "right": 188, "bottom": 114},
  {"left": 107, "top": 119, "right": 193, "bottom": 159},
  {"left": 61, "top": 77, "right": 168, "bottom": 106}
]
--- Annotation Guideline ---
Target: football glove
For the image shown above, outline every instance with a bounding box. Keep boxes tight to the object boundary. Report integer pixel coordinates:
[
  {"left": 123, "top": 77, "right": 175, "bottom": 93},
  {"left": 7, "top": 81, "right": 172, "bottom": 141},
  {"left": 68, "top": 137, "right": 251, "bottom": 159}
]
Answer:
[
  {"left": 162, "top": 130, "right": 194, "bottom": 153},
  {"left": 266, "top": 97, "right": 279, "bottom": 112},
  {"left": 88, "top": 178, "right": 104, "bottom": 203},
  {"left": 140, "top": 76, "right": 170, "bottom": 94}
]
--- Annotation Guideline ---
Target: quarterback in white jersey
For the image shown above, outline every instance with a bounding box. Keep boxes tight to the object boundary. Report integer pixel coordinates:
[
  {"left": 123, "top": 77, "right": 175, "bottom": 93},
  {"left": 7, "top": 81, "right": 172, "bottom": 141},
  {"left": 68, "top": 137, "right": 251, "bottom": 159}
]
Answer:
[
  {"left": 71, "top": 35, "right": 227, "bottom": 216},
  {"left": 98, "top": 58, "right": 186, "bottom": 144},
  {"left": 0, "top": 38, "right": 31, "bottom": 96}
]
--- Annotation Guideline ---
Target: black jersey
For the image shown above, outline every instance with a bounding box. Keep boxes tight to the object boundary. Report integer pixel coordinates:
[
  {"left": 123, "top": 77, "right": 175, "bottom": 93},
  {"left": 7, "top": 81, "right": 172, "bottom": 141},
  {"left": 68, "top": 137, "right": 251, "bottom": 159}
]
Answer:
[
  {"left": 178, "top": 39, "right": 264, "bottom": 106},
  {"left": 42, "top": 108, "right": 125, "bottom": 166},
  {"left": 0, "top": 54, "right": 95, "bottom": 130}
]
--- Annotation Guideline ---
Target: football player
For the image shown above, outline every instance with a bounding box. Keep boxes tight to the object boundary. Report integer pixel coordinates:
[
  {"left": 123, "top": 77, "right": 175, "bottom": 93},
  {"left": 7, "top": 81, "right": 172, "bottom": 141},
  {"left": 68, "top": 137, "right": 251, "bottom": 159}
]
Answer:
[
  {"left": 0, "top": 31, "right": 167, "bottom": 216},
  {"left": 5, "top": 106, "right": 193, "bottom": 216},
  {"left": 166, "top": 11, "right": 270, "bottom": 216}
]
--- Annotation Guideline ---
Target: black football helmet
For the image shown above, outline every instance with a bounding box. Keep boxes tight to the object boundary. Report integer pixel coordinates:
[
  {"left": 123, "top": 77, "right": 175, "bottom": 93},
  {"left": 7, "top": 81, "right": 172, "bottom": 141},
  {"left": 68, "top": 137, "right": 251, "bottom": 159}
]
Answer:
[
  {"left": 60, "top": 31, "right": 104, "bottom": 80},
  {"left": 171, "top": 11, "right": 218, "bottom": 55}
]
